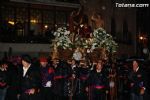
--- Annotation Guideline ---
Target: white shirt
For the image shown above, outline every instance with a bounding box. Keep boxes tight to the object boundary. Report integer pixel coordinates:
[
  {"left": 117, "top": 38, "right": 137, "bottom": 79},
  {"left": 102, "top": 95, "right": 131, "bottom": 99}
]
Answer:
[
  {"left": 136, "top": 67, "right": 139, "bottom": 72},
  {"left": 72, "top": 65, "right": 76, "bottom": 70},
  {"left": 23, "top": 64, "right": 31, "bottom": 77}
]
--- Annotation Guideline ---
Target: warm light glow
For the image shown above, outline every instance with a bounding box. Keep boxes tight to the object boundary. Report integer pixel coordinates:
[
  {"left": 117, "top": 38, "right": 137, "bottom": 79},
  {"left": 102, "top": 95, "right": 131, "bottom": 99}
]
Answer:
[
  {"left": 30, "top": 19, "right": 37, "bottom": 23},
  {"left": 102, "top": 6, "right": 106, "bottom": 10},
  {"left": 80, "top": 24, "right": 84, "bottom": 28},
  {"left": 44, "top": 25, "right": 48, "bottom": 29},
  {"left": 8, "top": 21, "right": 15, "bottom": 25},
  {"left": 139, "top": 36, "right": 144, "bottom": 40}
]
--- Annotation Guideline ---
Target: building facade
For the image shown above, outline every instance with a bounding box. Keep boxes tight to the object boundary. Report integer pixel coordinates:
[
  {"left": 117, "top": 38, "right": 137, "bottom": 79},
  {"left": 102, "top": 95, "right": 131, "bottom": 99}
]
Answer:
[{"left": 1, "top": 0, "right": 146, "bottom": 59}]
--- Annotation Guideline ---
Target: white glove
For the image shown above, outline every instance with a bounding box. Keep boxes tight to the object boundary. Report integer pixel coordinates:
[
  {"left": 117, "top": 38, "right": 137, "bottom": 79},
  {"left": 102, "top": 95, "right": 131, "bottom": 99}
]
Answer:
[{"left": 45, "top": 81, "right": 52, "bottom": 87}]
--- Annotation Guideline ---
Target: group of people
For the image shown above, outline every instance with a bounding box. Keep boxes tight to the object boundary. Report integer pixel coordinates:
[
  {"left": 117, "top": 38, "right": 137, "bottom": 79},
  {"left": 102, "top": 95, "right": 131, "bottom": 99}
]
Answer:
[{"left": 0, "top": 54, "right": 149, "bottom": 100}]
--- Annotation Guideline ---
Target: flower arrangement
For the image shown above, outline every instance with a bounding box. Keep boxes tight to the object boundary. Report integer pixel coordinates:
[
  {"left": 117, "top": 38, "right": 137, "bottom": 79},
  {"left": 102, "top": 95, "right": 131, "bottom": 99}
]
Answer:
[
  {"left": 91, "top": 28, "right": 118, "bottom": 53},
  {"left": 53, "top": 27, "right": 73, "bottom": 49},
  {"left": 52, "top": 27, "right": 118, "bottom": 60}
]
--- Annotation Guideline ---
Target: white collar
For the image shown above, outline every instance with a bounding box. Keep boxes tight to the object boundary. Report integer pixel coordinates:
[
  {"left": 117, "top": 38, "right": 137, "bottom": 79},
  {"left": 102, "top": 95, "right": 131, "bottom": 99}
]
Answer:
[
  {"left": 72, "top": 64, "right": 76, "bottom": 68},
  {"left": 136, "top": 67, "right": 139, "bottom": 72},
  {"left": 96, "top": 69, "right": 101, "bottom": 73},
  {"left": 23, "top": 64, "right": 31, "bottom": 76}
]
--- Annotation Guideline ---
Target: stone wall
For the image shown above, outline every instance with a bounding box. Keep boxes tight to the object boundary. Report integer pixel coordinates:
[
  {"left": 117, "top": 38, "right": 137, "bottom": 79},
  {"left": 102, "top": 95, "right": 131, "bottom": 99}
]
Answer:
[{"left": 0, "top": 43, "right": 51, "bottom": 58}]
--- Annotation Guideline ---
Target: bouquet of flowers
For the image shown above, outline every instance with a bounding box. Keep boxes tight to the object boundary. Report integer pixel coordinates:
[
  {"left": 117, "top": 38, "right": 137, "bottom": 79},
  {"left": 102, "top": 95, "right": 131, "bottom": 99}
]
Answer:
[
  {"left": 53, "top": 27, "right": 73, "bottom": 49},
  {"left": 52, "top": 27, "right": 117, "bottom": 60},
  {"left": 91, "top": 28, "right": 118, "bottom": 53}
]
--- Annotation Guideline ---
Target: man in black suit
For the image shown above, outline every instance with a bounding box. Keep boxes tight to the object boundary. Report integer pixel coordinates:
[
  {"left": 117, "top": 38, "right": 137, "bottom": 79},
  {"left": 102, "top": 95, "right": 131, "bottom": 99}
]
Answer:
[
  {"left": 18, "top": 55, "right": 42, "bottom": 100},
  {"left": 128, "top": 60, "right": 146, "bottom": 100}
]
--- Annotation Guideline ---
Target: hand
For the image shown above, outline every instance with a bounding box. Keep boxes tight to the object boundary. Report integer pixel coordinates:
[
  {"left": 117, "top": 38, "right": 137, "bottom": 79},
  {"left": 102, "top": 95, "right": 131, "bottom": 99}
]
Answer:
[
  {"left": 131, "top": 83, "right": 134, "bottom": 87},
  {"left": 17, "top": 94, "right": 20, "bottom": 100},
  {"left": 140, "top": 88, "right": 145, "bottom": 95},
  {"left": 106, "top": 90, "right": 109, "bottom": 94},
  {"left": 72, "top": 74, "right": 76, "bottom": 79},
  {"left": 85, "top": 87, "right": 88, "bottom": 92},
  {"left": 45, "top": 81, "right": 52, "bottom": 87},
  {"left": 28, "top": 89, "right": 35, "bottom": 95}
]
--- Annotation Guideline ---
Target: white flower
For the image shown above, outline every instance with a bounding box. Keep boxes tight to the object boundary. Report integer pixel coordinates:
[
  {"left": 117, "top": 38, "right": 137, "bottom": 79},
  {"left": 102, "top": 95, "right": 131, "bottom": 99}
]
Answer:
[
  {"left": 62, "top": 27, "right": 66, "bottom": 30},
  {"left": 91, "top": 44, "right": 96, "bottom": 50},
  {"left": 52, "top": 27, "right": 73, "bottom": 49},
  {"left": 64, "top": 31, "right": 70, "bottom": 35},
  {"left": 91, "top": 28, "right": 117, "bottom": 53},
  {"left": 57, "top": 33, "right": 61, "bottom": 37},
  {"left": 57, "top": 42, "right": 60, "bottom": 46},
  {"left": 54, "top": 32, "right": 57, "bottom": 36},
  {"left": 63, "top": 46, "right": 66, "bottom": 49},
  {"left": 52, "top": 26, "right": 117, "bottom": 52},
  {"left": 57, "top": 27, "right": 62, "bottom": 32}
]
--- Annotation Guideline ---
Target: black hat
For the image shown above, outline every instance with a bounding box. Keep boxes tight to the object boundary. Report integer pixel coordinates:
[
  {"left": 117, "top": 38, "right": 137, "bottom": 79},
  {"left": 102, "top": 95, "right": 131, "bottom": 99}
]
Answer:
[{"left": 22, "top": 54, "right": 32, "bottom": 63}]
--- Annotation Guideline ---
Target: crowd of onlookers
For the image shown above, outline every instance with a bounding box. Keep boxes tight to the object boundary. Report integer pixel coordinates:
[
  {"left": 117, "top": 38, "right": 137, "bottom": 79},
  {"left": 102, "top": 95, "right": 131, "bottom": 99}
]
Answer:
[{"left": 0, "top": 55, "right": 150, "bottom": 100}]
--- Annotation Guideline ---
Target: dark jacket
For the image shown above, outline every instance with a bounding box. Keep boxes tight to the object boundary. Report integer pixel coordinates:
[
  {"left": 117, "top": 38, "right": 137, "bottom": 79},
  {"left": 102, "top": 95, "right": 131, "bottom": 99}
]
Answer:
[
  {"left": 75, "top": 67, "right": 90, "bottom": 94},
  {"left": 18, "top": 64, "right": 42, "bottom": 94},
  {"left": 5, "top": 63, "right": 20, "bottom": 100},
  {"left": 40, "top": 66, "right": 54, "bottom": 87},
  {"left": 52, "top": 61, "right": 72, "bottom": 96},
  {"left": 87, "top": 69, "right": 108, "bottom": 90},
  {"left": 128, "top": 67, "right": 146, "bottom": 95},
  {"left": 0, "top": 69, "right": 8, "bottom": 89}
]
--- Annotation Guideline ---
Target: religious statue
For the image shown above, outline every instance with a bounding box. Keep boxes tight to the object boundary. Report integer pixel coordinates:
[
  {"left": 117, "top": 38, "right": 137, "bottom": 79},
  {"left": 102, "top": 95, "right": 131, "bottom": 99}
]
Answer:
[
  {"left": 91, "top": 12, "right": 104, "bottom": 29},
  {"left": 79, "top": 16, "right": 92, "bottom": 38},
  {"left": 68, "top": 7, "right": 84, "bottom": 42}
]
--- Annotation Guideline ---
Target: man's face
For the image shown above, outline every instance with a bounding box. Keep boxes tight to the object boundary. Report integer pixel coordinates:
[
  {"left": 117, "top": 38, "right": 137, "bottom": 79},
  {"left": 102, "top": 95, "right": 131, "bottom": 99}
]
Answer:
[
  {"left": 22, "top": 60, "right": 30, "bottom": 67},
  {"left": 96, "top": 62, "right": 102, "bottom": 70},
  {"left": 133, "top": 61, "right": 138, "bottom": 71},
  {"left": 53, "top": 60, "right": 57, "bottom": 65}
]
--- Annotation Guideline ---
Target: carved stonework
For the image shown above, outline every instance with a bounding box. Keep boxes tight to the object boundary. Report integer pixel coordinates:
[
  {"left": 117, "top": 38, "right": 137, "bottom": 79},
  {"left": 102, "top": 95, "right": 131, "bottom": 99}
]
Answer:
[
  {"left": 89, "top": 48, "right": 108, "bottom": 61},
  {"left": 51, "top": 47, "right": 109, "bottom": 61}
]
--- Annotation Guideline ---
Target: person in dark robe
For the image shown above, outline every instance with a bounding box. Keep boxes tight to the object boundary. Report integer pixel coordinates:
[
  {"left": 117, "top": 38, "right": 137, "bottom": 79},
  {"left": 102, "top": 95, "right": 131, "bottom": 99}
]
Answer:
[
  {"left": 5, "top": 61, "right": 20, "bottom": 100},
  {"left": 52, "top": 60, "right": 72, "bottom": 100},
  {"left": 74, "top": 61, "right": 90, "bottom": 100},
  {"left": 128, "top": 60, "right": 146, "bottom": 100},
  {"left": 86, "top": 60, "right": 109, "bottom": 100},
  {"left": 67, "top": 59, "right": 79, "bottom": 100},
  {"left": 144, "top": 61, "right": 150, "bottom": 100},
  {"left": 39, "top": 57, "right": 54, "bottom": 100},
  {"left": 18, "top": 55, "right": 42, "bottom": 100},
  {"left": 0, "top": 61, "right": 8, "bottom": 100}
]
